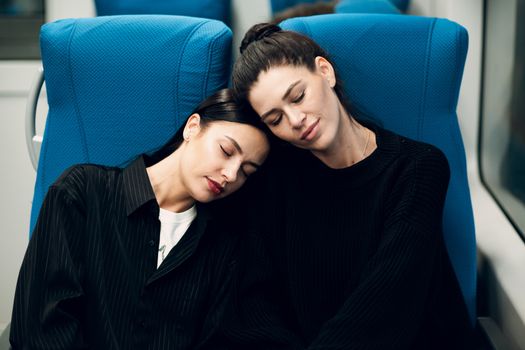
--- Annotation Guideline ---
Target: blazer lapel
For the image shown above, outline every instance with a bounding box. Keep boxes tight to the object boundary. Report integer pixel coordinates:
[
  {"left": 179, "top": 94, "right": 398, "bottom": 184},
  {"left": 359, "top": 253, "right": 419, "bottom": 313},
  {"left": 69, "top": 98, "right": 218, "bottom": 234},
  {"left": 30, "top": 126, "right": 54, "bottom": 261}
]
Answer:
[{"left": 146, "top": 204, "right": 210, "bottom": 284}]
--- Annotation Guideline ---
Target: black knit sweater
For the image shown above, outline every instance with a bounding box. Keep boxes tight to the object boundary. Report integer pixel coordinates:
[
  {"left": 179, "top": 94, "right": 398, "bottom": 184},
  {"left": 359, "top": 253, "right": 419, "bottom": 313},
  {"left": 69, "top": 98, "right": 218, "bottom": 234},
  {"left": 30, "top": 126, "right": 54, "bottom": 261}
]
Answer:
[{"left": 249, "top": 123, "right": 475, "bottom": 349}]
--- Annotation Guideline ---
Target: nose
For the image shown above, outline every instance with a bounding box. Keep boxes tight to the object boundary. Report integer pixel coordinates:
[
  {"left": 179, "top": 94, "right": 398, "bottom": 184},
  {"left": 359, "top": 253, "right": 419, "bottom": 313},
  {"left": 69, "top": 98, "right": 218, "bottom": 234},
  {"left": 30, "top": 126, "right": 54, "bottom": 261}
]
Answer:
[
  {"left": 284, "top": 106, "right": 305, "bottom": 129},
  {"left": 222, "top": 162, "right": 238, "bottom": 184}
]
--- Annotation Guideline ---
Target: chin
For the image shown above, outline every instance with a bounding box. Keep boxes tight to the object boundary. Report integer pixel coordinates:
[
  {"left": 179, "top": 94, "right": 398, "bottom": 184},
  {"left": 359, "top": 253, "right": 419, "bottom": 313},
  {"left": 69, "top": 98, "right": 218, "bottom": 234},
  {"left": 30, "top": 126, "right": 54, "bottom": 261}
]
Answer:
[
  {"left": 199, "top": 191, "right": 225, "bottom": 203},
  {"left": 195, "top": 194, "right": 214, "bottom": 203},
  {"left": 292, "top": 140, "right": 311, "bottom": 150},
  {"left": 297, "top": 139, "right": 323, "bottom": 152}
]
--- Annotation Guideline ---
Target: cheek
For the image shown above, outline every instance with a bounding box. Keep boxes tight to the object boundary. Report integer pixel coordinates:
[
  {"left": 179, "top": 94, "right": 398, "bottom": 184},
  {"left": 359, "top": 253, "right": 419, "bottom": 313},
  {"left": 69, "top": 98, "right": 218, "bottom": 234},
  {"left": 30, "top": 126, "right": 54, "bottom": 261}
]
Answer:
[
  {"left": 188, "top": 144, "right": 217, "bottom": 176},
  {"left": 199, "top": 142, "right": 219, "bottom": 166},
  {"left": 316, "top": 93, "right": 331, "bottom": 112},
  {"left": 224, "top": 179, "right": 244, "bottom": 197},
  {"left": 270, "top": 125, "right": 293, "bottom": 141},
  {"left": 310, "top": 81, "right": 333, "bottom": 108},
  {"left": 233, "top": 179, "right": 245, "bottom": 191}
]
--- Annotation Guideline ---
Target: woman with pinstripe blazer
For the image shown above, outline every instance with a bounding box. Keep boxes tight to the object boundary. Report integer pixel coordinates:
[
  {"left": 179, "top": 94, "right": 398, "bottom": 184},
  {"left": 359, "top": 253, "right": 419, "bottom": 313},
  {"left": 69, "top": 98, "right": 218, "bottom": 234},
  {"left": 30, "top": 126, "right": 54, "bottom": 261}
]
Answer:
[{"left": 10, "top": 88, "right": 271, "bottom": 350}]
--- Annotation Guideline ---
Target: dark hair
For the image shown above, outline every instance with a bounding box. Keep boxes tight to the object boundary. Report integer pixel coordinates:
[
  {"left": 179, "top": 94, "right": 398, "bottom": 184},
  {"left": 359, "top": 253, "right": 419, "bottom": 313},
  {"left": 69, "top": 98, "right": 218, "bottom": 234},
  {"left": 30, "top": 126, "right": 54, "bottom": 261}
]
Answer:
[
  {"left": 148, "top": 88, "right": 266, "bottom": 164},
  {"left": 232, "top": 22, "right": 354, "bottom": 117}
]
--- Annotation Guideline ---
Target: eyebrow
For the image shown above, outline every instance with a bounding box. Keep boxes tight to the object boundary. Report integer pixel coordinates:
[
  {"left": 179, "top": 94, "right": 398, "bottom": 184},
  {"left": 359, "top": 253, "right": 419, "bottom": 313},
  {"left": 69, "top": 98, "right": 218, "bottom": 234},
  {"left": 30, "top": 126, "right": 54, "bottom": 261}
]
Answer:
[
  {"left": 225, "top": 136, "right": 243, "bottom": 154},
  {"left": 225, "top": 135, "right": 262, "bottom": 169},
  {"left": 260, "top": 80, "right": 302, "bottom": 121},
  {"left": 282, "top": 80, "right": 301, "bottom": 101}
]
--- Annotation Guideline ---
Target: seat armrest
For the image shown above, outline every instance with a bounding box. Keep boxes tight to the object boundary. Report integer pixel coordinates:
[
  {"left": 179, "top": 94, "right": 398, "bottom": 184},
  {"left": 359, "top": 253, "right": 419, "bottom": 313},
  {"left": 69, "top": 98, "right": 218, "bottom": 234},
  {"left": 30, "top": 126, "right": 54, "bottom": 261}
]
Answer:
[
  {"left": 0, "top": 323, "right": 10, "bottom": 350},
  {"left": 476, "top": 317, "right": 513, "bottom": 350}
]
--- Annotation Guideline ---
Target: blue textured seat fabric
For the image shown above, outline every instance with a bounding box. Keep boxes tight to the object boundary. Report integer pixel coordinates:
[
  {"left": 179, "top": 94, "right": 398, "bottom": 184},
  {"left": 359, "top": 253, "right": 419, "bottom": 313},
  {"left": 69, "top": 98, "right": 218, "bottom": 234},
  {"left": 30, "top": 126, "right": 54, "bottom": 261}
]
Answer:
[
  {"left": 31, "top": 15, "right": 232, "bottom": 233},
  {"left": 335, "top": 0, "right": 400, "bottom": 14},
  {"left": 271, "top": 0, "right": 408, "bottom": 14},
  {"left": 95, "top": 0, "right": 231, "bottom": 25},
  {"left": 281, "top": 13, "right": 476, "bottom": 325},
  {"left": 270, "top": 0, "right": 334, "bottom": 14}
]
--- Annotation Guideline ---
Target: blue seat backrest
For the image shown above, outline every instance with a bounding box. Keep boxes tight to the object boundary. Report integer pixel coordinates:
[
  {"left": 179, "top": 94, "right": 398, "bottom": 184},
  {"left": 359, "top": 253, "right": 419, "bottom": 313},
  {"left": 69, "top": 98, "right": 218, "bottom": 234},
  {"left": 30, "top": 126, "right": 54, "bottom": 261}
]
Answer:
[
  {"left": 335, "top": 0, "right": 400, "bottom": 14},
  {"left": 94, "top": 0, "right": 231, "bottom": 25},
  {"left": 31, "top": 15, "right": 232, "bottom": 233},
  {"left": 270, "top": 0, "right": 334, "bottom": 14},
  {"left": 272, "top": 0, "right": 409, "bottom": 14},
  {"left": 390, "top": 0, "right": 409, "bottom": 11},
  {"left": 281, "top": 14, "right": 476, "bottom": 325}
]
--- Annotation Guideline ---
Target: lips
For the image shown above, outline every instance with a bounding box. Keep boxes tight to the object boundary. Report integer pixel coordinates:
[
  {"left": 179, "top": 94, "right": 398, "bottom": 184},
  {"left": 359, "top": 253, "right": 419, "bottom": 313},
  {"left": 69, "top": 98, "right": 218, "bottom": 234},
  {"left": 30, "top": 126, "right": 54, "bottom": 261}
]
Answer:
[
  {"left": 207, "top": 177, "right": 224, "bottom": 195},
  {"left": 300, "top": 119, "right": 319, "bottom": 140}
]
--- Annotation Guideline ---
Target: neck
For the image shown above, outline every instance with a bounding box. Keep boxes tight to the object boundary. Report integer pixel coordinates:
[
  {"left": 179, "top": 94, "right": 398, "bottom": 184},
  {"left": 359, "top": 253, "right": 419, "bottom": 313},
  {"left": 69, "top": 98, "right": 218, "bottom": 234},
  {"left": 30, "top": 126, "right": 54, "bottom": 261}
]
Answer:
[
  {"left": 312, "top": 106, "right": 374, "bottom": 169},
  {"left": 146, "top": 150, "right": 194, "bottom": 212}
]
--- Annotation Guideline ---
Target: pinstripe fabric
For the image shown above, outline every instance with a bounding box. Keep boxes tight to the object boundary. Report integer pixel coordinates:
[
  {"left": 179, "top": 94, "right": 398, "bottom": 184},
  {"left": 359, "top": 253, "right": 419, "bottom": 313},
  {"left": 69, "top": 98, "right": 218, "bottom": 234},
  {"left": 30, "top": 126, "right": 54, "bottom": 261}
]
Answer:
[
  {"left": 229, "top": 123, "right": 475, "bottom": 349},
  {"left": 10, "top": 156, "right": 240, "bottom": 349}
]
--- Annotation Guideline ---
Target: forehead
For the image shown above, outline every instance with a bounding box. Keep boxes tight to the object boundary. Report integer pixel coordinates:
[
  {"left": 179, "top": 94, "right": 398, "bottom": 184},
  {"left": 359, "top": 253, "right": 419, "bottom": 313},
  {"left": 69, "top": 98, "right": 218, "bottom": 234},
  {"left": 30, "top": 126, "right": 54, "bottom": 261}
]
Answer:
[
  {"left": 255, "top": 65, "right": 311, "bottom": 88},
  {"left": 249, "top": 65, "right": 313, "bottom": 104},
  {"left": 205, "top": 121, "right": 268, "bottom": 149}
]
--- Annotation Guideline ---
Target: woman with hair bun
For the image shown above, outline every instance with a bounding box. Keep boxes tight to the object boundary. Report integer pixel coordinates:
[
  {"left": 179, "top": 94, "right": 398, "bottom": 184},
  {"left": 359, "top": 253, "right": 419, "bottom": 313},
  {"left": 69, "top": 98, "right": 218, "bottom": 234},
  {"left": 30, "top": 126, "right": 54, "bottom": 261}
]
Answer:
[{"left": 225, "top": 23, "right": 475, "bottom": 349}]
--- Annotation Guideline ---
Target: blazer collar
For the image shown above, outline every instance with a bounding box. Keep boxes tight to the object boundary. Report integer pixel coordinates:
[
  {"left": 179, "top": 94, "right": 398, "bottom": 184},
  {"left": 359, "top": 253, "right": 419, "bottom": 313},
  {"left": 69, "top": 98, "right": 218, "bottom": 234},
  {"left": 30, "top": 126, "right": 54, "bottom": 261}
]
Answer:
[{"left": 122, "top": 155, "right": 157, "bottom": 216}]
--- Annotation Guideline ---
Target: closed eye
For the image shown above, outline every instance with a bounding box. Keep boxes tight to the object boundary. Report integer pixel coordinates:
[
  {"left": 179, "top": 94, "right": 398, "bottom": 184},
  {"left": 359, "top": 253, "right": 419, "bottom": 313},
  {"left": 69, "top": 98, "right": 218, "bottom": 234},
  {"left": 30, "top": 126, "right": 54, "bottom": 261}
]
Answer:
[
  {"left": 291, "top": 90, "right": 305, "bottom": 104},
  {"left": 241, "top": 165, "right": 256, "bottom": 178},
  {"left": 220, "top": 145, "right": 231, "bottom": 157},
  {"left": 270, "top": 113, "right": 283, "bottom": 126}
]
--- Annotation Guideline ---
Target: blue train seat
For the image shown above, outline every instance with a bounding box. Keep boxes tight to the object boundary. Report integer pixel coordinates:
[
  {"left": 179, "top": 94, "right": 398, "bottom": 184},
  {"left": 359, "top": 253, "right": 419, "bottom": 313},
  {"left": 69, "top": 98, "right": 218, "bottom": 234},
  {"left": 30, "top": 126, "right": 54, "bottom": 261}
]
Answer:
[
  {"left": 271, "top": 0, "right": 408, "bottom": 15},
  {"left": 28, "top": 15, "right": 232, "bottom": 234},
  {"left": 271, "top": 0, "right": 334, "bottom": 15},
  {"left": 94, "top": 0, "right": 231, "bottom": 25},
  {"left": 335, "top": 0, "right": 400, "bottom": 14},
  {"left": 389, "top": 0, "right": 409, "bottom": 12}
]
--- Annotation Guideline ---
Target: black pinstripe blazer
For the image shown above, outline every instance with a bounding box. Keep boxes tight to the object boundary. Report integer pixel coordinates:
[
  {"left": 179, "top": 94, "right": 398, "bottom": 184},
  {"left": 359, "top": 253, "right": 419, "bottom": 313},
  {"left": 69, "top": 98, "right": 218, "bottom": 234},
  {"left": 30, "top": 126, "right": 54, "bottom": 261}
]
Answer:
[{"left": 10, "top": 156, "right": 241, "bottom": 349}]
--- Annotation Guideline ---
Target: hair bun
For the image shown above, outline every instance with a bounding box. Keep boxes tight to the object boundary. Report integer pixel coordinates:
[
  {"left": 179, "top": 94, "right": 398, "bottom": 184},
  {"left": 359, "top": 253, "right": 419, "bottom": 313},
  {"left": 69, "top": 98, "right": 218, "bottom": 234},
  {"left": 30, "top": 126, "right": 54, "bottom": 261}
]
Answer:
[{"left": 240, "top": 23, "right": 282, "bottom": 54}]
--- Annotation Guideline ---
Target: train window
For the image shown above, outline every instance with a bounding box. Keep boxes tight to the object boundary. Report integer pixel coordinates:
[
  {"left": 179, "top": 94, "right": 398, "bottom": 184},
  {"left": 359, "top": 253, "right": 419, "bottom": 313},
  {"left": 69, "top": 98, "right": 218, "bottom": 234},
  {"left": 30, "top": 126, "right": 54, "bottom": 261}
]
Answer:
[
  {"left": 0, "top": 0, "right": 44, "bottom": 59},
  {"left": 480, "top": 0, "right": 525, "bottom": 240}
]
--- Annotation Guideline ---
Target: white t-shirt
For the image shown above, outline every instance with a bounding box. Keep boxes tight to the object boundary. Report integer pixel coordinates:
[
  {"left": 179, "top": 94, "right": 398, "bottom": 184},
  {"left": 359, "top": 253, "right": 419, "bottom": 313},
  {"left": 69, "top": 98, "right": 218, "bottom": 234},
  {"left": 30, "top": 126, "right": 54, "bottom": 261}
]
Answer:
[{"left": 157, "top": 205, "right": 197, "bottom": 268}]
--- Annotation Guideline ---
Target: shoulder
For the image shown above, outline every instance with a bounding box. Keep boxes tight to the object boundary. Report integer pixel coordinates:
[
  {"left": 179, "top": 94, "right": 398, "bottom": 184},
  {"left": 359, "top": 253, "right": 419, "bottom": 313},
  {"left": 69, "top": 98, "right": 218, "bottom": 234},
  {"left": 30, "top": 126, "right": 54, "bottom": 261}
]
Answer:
[
  {"left": 394, "top": 135, "right": 450, "bottom": 183},
  {"left": 377, "top": 130, "right": 451, "bottom": 207},
  {"left": 394, "top": 137, "right": 451, "bottom": 206},
  {"left": 399, "top": 136, "right": 448, "bottom": 163},
  {"left": 49, "top": 163, "right": 122, "bottom": 204},
  {"left": 379, "top": 135, "right": 452, "bottom": 228}
]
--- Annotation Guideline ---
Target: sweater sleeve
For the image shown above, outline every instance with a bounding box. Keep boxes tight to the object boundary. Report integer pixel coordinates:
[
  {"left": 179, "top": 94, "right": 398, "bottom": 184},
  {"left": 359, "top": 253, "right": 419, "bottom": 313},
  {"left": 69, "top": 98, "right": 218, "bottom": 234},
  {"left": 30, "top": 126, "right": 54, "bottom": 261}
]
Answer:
[
  {"left": 307, "top": 147, "right": 451, "bottom": 350},
  {"left": 10, "top": 168, "right": 87, "bottom": 349}
]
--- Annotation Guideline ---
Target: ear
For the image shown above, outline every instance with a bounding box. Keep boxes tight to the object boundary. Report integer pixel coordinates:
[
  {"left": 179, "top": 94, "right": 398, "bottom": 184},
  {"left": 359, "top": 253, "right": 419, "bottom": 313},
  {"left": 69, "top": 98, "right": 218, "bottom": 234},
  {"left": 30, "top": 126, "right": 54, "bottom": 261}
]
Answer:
[
  {"left": 183, "top": 113, "right": 202, "bottom": 141},
  {"left": 315, "top": 56, "right": 336, "bottom": 88}
]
